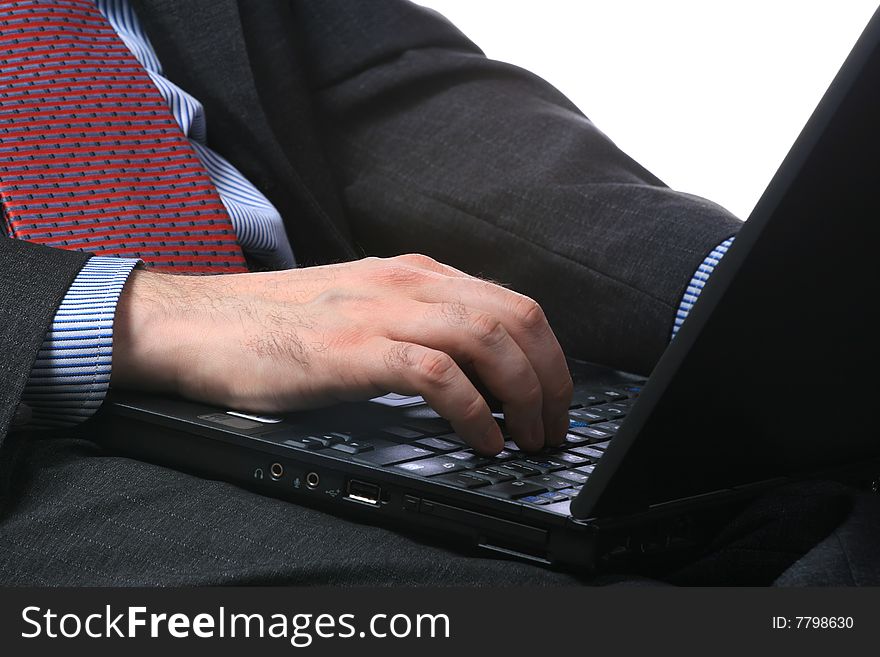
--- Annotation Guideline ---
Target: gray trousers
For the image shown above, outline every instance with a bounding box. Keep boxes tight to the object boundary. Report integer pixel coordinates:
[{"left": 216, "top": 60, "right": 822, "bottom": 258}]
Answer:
[{"left": 1, "top": 437, "right": 877, "bottom": 586}]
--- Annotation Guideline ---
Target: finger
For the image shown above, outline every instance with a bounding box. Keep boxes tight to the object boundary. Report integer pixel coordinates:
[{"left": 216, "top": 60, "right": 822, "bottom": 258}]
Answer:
[
  {"left": 413, "top": 278, "right": 573, "bottom": 446},
  {"left": 385, "top": 301, "right": 545, "bottom": 451},
  {"left": 363, "top": 338, "right": 505, "bottom": 455}
]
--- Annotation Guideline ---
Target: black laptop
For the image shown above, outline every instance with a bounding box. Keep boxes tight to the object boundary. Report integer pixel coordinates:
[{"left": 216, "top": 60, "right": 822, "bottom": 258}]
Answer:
[{"left": 93, "top": 9, "right": 880, "bottom": 571}]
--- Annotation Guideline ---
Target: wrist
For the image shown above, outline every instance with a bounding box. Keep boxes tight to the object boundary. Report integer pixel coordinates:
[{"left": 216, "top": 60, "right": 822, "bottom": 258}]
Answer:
[{"left": 111, "top": 268, "right": 194, "bottom": 394}]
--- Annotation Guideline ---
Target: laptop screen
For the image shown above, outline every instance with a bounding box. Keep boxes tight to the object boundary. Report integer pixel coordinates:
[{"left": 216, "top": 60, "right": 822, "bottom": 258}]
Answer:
[{"left": 573, "top": 7, "right": 880, "bottom": 518}]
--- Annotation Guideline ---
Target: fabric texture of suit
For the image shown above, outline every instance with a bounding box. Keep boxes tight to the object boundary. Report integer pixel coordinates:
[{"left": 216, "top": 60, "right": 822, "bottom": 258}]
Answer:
[
  {"left": 130, "top": 0, "right": 741, "bottom": 372},
  {"left": 0, "top": 241, "right": 89, "bottom": 504},
  {"left": 11, "top": 1, "right": 863, "bottom": 587}
]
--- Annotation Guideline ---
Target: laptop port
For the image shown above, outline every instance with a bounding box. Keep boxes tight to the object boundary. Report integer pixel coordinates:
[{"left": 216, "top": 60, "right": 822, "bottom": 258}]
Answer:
[
  {"left": 346, "top": 479, "right": 381, "bottom": 506},
  {"left": 305, "top": 471, "right": 320, "bottom": 489},
  {"left": 269, "top": 462, "right": 284, "bottom": 480}
]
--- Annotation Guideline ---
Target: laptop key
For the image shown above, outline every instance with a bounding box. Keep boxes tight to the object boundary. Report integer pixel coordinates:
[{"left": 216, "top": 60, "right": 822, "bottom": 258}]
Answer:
[
  {"left": 539, "top": 491, "right": 570, "bottom": 503},
  {"left": 521, "top": 495, "right": 550, "bottom": 505},
  {"left": 568, "top": 425, "right": 613, "bottom": 441},
  {"left": 414, "top": 437, "right": 460, "bottom": 452},
  {"left": 434, "top": 433, "right": 467, "bottom": 445},
  {"left": 432, "top": 472, "right": 491, "bottom": 489},
  {"left": 401, "top": 417, "right": 453, "bottom": 436},
  {"left": 592, "top": 421, "right": 621, "bottom": 433},
  {"left": 564, "top": 432, "right": 591, "bottom": 446},
  {"left": 600, "top": 389, "right": 627, "bottom": 401},
  {"left": 556, "top": 452, "right": 590, "bottom": 466},
  {"left": 502, "top": 461, "right": 543, "bottom": 477},
  {"left": 381, "top": 425, "right": 424, "bottom": 440},
  {"left": 524, "top": 474, "right": 572, "bottom": 491},
  {"left": 482, "top": 465, "right": 526, "bottom": 480},
  {"left": 352, "top": 444, "right": 434, "bottom": 466},
  {"left": 282, "top": 438, "right": 316, "bottom": 450},
  {"left": 569, "top": 410, "right": 605, "bottom": 423},
  {"left": 481, "top": 480, "right": 548, "bottom": 500},
  {"left": 592, "top": 404, "right": 627, "bottom": 418},
  {"left": 484, "top": 449, "right": 515, "bottom": 462},
  {"left": 569, "top": 446, "right": 604, "bottom": 460},
  {"left": 470, "top": 468, "right": 514, "bottom": 484},
  {"left": 447, "top": 450, "right": 490, "bottom": 467},
  {"left": 394, "top": 456, "right": 468, "bottom": 477},
  {"left": 590, "top": 440, "right": 612, "bottom": 451},
  {"left": 581, "top": 393, "right": 609, "bottom": 406},
  {"left": 331, "top": 441, "right": 374, "bottom": 455},
  {"left": 309, "top": 434, "right": 345, "bottom": 447},
  {"left": 556, "top": 470, "right": 589, "bottom": 485},
  {"left": 574, "top": 464, "right": 595, "bottom": 475},
  {"left": 519, "top": 458, "right": 568, "bottom": 473},
  {"left": 281, "top": 436, "right": 326, "bottom": 450}
]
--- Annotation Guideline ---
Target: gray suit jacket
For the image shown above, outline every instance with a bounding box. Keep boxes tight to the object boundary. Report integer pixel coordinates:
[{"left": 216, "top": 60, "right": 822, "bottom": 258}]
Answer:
[{"left": 0, "top": 0, "right": 740, "bottom": 502}]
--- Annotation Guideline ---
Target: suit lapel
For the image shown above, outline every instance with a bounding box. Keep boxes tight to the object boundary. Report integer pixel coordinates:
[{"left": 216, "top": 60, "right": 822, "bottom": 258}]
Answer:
[{"left": 129, "top": 0, "right": 356, "bottom": 264}]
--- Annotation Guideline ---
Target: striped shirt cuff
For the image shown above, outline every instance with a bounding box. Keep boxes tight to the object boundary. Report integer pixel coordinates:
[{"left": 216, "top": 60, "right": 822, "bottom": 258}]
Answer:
[
  {"left": 19, "top": 256, "right": 141, "bottom": 429},
  {"left": 671, "top": 237, "right": 735, "bottom": 341}
]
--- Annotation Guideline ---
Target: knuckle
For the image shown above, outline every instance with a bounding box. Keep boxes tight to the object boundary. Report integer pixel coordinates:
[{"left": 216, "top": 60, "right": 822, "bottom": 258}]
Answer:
[
  {"left": 520, "top": 378, "right": 544, "bottom": 406},
  {"left": 558, "top": 373, "right": 575, "bottom": 400},
  {"left": 547, "top": 374, "right": 574, "bottom": 407},
  {"left": 459, "top": 393, "right": 487, "bottom": 425},
  {"left": 470, "top": 312, "right": 507, "bottom": 348},
  {"left": 439, "top": 300, "right": 470, "bottom": 327},
  {"left": 372, "top": 264, "right": 426, "bottom": 287},
  {"left": 395, "top": 253, "right": 439, "bottom": 269},
  {"left": 383, "top": 342, "right": 416, "bottom": 370},
  {"left": 416, "top": 351, "right": 458, "bottom": 387},
  {"left": 512, "top": 296, "right": 547, "bottom": 331}
]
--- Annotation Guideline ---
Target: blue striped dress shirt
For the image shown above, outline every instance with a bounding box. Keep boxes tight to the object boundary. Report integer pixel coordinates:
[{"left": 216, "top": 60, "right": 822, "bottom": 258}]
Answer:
[
  {"left": 17, "top": 0, "right": 733, "bottom": 428},
  {"left": 671, "top": 237, "right": 735, "bottom": 340}
]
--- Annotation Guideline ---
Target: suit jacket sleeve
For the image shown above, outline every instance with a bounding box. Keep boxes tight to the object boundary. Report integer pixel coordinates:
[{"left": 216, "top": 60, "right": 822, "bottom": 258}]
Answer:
[
  {"left": 0, "top": 237, "right": 90, "bottom": 505},
  {"left": 284, "top": 0, "right": 742, "bottom": 375}
]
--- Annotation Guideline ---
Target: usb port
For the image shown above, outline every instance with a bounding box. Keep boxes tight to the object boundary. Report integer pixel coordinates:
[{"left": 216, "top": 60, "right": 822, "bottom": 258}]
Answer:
[{"left": 346, "top": 479, "right": 381, "bottom": 506}]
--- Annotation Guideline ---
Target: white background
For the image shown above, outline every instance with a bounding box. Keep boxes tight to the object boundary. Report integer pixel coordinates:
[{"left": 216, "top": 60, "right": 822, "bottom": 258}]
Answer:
[{"left": 415, "top": 1, "right": 877, "bottom": 220}]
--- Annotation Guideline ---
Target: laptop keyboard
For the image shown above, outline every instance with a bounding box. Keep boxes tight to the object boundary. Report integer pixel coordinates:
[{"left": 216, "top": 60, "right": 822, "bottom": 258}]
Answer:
[{"left": 262, "top": 382, "right": 644, "bottom": 508}]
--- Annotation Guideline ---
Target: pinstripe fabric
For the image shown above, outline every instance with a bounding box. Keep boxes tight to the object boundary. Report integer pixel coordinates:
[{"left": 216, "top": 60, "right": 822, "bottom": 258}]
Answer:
[{"left": 672, "top": 237, "right": 735, "bottom": 340}]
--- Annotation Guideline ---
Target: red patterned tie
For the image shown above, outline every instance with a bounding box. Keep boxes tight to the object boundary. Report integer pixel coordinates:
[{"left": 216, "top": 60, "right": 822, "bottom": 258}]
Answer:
[{"left": 0, "top": 0, "right": 248, "bottom": 273}]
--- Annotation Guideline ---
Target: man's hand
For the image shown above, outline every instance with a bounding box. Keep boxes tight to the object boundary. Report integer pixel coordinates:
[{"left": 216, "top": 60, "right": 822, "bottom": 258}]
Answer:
[{"left": 112, "top": 254, "right": 573, "bottom": 454}]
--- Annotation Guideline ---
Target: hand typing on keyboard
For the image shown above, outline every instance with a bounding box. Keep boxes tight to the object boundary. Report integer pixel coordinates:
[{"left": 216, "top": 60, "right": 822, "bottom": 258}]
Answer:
[{"left": 111, "top": 254, "right": 573, "bottom": 454}]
